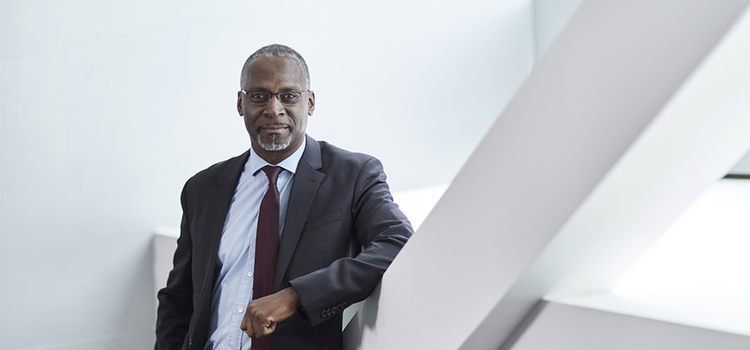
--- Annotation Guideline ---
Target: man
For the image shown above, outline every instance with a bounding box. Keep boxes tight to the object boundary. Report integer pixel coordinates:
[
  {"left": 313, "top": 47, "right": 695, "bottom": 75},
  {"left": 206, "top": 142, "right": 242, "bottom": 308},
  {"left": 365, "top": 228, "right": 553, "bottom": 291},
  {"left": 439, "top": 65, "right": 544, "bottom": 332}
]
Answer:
[{"left": 155, "top": 44, "right": 413, "bottom": 350}]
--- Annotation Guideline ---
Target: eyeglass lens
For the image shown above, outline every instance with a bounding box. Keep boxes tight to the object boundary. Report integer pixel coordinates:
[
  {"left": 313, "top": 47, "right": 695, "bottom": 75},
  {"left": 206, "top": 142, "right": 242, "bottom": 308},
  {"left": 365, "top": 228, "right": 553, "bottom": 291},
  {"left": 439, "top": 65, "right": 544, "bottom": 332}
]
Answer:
[{"left": 244, "top": 91, "right": 304, "bottom": 105}]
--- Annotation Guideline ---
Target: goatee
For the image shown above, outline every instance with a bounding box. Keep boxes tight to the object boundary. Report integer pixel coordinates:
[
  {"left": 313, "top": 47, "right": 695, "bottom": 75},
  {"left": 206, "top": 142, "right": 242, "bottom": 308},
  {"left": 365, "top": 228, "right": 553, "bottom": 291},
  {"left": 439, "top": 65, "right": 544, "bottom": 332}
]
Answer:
[{"left": 257, "top": 132, "right": 293, "bottom": 152}]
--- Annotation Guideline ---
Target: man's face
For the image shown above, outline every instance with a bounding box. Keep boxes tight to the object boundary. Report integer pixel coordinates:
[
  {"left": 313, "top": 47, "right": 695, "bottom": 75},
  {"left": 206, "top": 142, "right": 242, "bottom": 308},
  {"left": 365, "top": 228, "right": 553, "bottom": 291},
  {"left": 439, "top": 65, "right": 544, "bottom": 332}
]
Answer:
[{"left": 237, "top": 56, "right": 315, "bottom": 162}]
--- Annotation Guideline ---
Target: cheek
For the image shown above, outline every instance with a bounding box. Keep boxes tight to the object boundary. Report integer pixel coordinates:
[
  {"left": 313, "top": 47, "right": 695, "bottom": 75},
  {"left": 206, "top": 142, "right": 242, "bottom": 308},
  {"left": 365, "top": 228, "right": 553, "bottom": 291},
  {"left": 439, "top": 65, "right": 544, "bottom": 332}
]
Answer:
[
  {"left": 293, "top": 114, "right": 308, "bottom": 132},
  {"left": 244, "top": 111, "right": 261, "bottom": 125},
  {"left": 243, "top": 115, "right": 257, "bottom": 133}
]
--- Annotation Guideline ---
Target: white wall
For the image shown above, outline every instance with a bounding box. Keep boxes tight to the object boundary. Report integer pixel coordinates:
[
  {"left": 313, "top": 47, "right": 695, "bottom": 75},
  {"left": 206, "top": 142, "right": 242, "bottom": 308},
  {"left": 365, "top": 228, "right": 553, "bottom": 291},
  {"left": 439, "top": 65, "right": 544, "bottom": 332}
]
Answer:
[
  {"left": 345, "top": 0, "right": 750, "bottom": 349},
  {"left": 0, "top": 1, "right": 534, "bottom": 349},
  {"left": 731, "top": 150, "right": 750, "bottom": 174},
  {"left": 532, "top": 0, "right": 582, "bottom": 61}
]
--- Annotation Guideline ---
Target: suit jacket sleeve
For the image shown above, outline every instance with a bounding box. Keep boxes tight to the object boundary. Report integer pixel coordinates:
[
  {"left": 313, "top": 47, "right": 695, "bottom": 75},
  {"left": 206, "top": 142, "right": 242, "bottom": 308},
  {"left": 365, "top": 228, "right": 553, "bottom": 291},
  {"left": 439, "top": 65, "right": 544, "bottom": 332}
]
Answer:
[
  {"left": 289, "top": 156, "right": 412, "bottom": 326},
  {"left": 155, "top": 182, "right": 195, "bottom": 350}
]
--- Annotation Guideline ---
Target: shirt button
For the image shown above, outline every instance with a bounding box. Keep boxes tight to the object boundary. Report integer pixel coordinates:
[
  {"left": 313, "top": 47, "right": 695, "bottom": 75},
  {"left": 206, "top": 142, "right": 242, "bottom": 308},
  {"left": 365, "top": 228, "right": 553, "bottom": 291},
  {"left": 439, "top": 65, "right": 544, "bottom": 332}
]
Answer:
[
  {"left": 238, "top": 307, "right": 243, "bottom": 313},
  {"left": 231, "top": 342, "right": 237, "bottom": 348},
  {"left": 247, "top": 271, "right": 253, "bottom": 277}
]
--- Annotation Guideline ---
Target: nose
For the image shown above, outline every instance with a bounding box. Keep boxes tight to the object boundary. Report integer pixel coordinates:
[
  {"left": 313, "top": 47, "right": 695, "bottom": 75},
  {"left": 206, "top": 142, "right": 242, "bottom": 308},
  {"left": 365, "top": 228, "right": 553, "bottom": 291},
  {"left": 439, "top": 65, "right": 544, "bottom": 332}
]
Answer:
[{"left": 264, "top": 94, "right": 285, "bottom": 118}]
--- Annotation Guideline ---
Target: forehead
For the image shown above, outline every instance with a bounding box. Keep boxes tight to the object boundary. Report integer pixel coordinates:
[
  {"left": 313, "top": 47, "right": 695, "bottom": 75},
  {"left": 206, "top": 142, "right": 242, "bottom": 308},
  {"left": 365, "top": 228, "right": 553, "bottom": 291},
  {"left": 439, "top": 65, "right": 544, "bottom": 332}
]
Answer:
[{"left": 244, "top": 56, "right": 306, "bottom": 89}]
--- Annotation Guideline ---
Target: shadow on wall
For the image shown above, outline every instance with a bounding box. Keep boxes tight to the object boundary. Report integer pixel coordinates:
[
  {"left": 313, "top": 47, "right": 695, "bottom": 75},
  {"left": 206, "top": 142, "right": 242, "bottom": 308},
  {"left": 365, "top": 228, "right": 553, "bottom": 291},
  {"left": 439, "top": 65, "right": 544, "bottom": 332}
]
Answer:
[{"left": 343, "top": 283, "right": 381, "bottom": 349}]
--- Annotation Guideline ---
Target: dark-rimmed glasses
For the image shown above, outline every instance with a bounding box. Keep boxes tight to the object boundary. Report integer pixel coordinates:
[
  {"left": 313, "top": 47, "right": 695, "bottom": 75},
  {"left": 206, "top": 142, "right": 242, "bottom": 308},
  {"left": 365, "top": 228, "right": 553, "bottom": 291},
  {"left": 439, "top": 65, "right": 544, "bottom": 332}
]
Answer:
[{"left": 240, "top": 90, "right": 309, "bottom": 106}]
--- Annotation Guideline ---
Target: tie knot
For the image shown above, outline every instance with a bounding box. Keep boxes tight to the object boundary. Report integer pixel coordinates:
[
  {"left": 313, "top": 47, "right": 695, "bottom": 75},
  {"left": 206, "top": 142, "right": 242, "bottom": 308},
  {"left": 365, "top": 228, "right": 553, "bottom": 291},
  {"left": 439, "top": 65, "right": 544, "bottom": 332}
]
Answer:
[{"left": 262, "top": 165, "right": 282, "bottom": 185}]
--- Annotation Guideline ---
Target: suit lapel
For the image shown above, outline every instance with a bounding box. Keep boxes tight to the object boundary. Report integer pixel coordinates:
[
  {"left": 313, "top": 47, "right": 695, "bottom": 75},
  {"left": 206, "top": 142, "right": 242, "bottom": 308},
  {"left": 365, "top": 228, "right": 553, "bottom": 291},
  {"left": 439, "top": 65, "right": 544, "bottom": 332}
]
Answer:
[
  {"left": 202, "top": 151, "right": 250, "bottom": 293},
  {"left": 275, "top": 135, "right": 324, "bottom": 289},
  {"left": 191, "top": 150, "right": 249, "bottom": 347}
]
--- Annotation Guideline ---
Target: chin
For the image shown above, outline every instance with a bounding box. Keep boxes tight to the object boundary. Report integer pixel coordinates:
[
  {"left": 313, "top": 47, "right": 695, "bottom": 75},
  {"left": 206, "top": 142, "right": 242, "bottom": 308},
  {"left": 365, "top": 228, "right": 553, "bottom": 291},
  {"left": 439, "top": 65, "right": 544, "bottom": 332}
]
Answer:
[{"left": 257, "top": 134, "right": 293, "bottom": 152}]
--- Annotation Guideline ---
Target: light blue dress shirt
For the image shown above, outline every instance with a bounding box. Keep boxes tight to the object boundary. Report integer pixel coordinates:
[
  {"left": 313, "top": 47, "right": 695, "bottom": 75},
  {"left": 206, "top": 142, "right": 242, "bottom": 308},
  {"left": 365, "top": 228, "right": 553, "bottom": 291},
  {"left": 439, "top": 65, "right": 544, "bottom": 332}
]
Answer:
[{"left": 204, "top": 139, "right": 306, "bottom": 350}]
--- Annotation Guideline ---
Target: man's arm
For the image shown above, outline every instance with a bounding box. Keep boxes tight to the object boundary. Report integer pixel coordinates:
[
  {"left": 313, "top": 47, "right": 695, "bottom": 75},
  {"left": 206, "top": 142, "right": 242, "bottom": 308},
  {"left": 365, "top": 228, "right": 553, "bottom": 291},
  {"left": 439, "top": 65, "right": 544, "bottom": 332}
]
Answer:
[
  {"left": 155, "top": 184, "right": 195, "bottom": 350},
  {"left": 240, "top": 155, "right": 412, "bottom": 335},
  {"left": 288, "top": 156, "right": 412, "bottom": 326}
]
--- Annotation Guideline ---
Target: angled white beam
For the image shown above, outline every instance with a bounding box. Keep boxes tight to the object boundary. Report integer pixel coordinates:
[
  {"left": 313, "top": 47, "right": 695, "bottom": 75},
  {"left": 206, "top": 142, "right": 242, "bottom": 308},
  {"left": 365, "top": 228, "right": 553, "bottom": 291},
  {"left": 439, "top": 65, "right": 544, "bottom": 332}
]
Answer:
[
  {"left": 462, "top": 2, "right": 750, "bottom": 348},
  {"left": 345, "top": 1, "right": 750, "bottom": 349},
  {"left": 508, "top": 302, "right": 750, "bottom": 350}
]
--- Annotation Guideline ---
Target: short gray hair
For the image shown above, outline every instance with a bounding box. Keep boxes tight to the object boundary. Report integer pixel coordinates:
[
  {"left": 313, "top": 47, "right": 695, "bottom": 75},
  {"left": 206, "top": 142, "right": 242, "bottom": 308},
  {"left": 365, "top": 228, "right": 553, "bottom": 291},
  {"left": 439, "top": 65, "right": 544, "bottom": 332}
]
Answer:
[{"left": 240, "top": 44, "right": 310, "bottom": 89}]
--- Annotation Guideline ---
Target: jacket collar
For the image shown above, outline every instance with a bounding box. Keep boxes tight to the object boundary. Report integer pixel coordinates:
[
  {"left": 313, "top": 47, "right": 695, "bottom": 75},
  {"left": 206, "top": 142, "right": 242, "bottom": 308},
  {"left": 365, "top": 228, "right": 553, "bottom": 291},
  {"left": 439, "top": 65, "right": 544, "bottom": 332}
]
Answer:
[{"left": 275, "top": 134, "right": 325, "bottom": 289}]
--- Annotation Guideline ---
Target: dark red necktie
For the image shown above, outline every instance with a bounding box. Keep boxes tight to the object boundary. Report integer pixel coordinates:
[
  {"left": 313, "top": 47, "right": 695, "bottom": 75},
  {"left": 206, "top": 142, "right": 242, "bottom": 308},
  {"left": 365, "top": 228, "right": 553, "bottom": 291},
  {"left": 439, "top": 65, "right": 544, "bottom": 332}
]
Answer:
[{"left": 252, "top": 165, "right": 282, "bottom": 350}]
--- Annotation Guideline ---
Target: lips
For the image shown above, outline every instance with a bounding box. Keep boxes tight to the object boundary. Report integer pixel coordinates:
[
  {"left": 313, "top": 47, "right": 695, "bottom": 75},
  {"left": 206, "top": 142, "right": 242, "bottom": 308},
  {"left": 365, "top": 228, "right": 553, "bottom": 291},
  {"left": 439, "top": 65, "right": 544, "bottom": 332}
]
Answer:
[{"left": 260, "top": 124, "right": 289, "bottom": 133}]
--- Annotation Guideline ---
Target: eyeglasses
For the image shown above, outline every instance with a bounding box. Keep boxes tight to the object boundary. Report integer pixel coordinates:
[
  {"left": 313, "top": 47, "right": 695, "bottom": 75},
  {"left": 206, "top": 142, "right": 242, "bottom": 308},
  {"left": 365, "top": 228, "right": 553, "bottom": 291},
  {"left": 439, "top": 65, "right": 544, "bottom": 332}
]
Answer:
[{"left": 240, "top": 89, "right": 309, "bottom": 106}]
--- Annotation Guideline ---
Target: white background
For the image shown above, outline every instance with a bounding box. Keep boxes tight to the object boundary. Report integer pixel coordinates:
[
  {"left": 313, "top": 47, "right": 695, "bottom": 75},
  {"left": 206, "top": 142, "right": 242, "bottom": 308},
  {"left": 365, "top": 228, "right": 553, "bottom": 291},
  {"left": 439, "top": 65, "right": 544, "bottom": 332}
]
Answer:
[{"left": 1, "top": 0, "right": 535, "bottom": 348}]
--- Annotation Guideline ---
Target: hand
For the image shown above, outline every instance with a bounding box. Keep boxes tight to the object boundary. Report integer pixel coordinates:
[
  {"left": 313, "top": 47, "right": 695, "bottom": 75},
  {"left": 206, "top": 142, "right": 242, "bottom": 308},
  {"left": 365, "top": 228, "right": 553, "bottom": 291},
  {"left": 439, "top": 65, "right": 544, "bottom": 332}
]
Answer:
[{"left": 241, "top": 287, "right": 301, "bottom": 339}]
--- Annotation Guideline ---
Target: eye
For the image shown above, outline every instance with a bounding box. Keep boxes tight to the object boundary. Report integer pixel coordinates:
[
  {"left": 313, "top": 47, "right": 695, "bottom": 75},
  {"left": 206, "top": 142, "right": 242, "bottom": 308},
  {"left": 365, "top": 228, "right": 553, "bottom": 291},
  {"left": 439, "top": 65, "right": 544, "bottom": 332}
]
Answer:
[
  {"left": 250, "top": 92, "right": 269, "bottom": 101},
  {"left": 280, "top": 92, "right": 300, "bottom": 102}
]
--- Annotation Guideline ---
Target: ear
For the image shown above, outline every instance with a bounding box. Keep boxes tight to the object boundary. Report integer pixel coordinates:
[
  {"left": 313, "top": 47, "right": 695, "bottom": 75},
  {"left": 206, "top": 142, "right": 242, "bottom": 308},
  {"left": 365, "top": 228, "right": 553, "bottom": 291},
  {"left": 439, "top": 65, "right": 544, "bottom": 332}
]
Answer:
[
  {"left": 237, "top": 91, "right": 244, "bottom": 116},
  {"left": 307, "top": 90, "right": 316, "bottom": 116}
]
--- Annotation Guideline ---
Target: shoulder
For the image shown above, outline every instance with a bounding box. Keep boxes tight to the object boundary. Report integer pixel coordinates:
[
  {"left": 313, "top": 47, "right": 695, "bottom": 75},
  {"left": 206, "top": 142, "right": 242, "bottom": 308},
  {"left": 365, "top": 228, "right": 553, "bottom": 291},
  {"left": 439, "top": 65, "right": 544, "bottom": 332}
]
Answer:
[
  {"left": 184, "top": 150, "right": 249, "bottom": 189},
  {"left": 316, "top": 140, "right": 381, "bottom": 170},
  {"left": 312, "top": 140, "right": 388, "bottom": 189}
]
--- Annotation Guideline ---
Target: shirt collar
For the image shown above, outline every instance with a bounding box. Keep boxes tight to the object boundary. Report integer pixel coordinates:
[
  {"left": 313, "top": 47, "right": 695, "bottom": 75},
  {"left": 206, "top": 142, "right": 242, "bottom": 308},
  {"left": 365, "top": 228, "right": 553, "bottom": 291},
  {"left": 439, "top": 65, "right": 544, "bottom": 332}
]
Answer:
[{"left": 249, "top": 137, "right": 307, "bottom": 176}]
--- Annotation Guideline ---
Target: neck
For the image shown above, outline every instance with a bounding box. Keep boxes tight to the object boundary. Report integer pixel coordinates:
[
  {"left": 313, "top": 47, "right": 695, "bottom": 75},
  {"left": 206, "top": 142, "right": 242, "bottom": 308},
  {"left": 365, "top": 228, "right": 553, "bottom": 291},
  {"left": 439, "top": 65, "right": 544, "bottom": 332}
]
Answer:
[{"left": 252, "top": 141, "right": 302, "bottom": 165}]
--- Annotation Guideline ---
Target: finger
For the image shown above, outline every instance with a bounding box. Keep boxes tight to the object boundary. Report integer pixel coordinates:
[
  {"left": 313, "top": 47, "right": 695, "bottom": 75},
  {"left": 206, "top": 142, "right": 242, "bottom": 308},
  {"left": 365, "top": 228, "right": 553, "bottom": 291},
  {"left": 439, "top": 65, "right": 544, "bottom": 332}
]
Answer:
[
  {"left": 252, "top": 316, "right": 266, "bottom": 338},
  {"left": 266, "top": 321, "right": 277, "bottom": 335},
  {"left": 241, "top": 313, "right": 254, "bottom": 337},
  {"left": 254, "top": 313, "right": 277, "bottom": 338},
  {"left": 253, "top": 324, "right": 275, "bottom": 338}
]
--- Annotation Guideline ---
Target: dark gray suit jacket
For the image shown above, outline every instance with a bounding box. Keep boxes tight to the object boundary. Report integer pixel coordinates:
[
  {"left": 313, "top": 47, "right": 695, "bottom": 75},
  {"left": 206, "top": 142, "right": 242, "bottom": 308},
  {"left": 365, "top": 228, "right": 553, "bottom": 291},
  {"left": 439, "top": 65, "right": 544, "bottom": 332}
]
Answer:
[{"left": 155, "top": 135, "right": 413, "bottom": 350}]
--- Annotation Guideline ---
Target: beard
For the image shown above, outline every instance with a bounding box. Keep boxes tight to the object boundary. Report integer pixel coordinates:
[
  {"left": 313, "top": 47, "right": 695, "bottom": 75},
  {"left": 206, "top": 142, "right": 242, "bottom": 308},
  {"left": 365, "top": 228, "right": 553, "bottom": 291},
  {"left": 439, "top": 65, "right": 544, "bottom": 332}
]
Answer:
[{"left": 256, "top": 131, "right": 293, "bottom": 152}]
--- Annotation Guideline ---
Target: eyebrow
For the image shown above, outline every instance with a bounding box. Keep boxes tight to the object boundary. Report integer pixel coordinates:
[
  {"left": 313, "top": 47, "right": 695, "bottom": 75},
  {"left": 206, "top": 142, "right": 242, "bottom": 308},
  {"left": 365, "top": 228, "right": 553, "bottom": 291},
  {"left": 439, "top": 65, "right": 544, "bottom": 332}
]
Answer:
[{"left": 244, "top": 86, "right": 303, "bottom": 92}]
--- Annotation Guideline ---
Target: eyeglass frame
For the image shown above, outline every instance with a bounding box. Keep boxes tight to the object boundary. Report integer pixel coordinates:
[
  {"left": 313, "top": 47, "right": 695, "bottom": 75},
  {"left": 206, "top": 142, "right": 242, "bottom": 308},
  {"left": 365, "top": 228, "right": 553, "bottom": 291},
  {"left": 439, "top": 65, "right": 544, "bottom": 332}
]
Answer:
[{"left": 240, "top": 89, "right": 310, "bottom": 106}]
